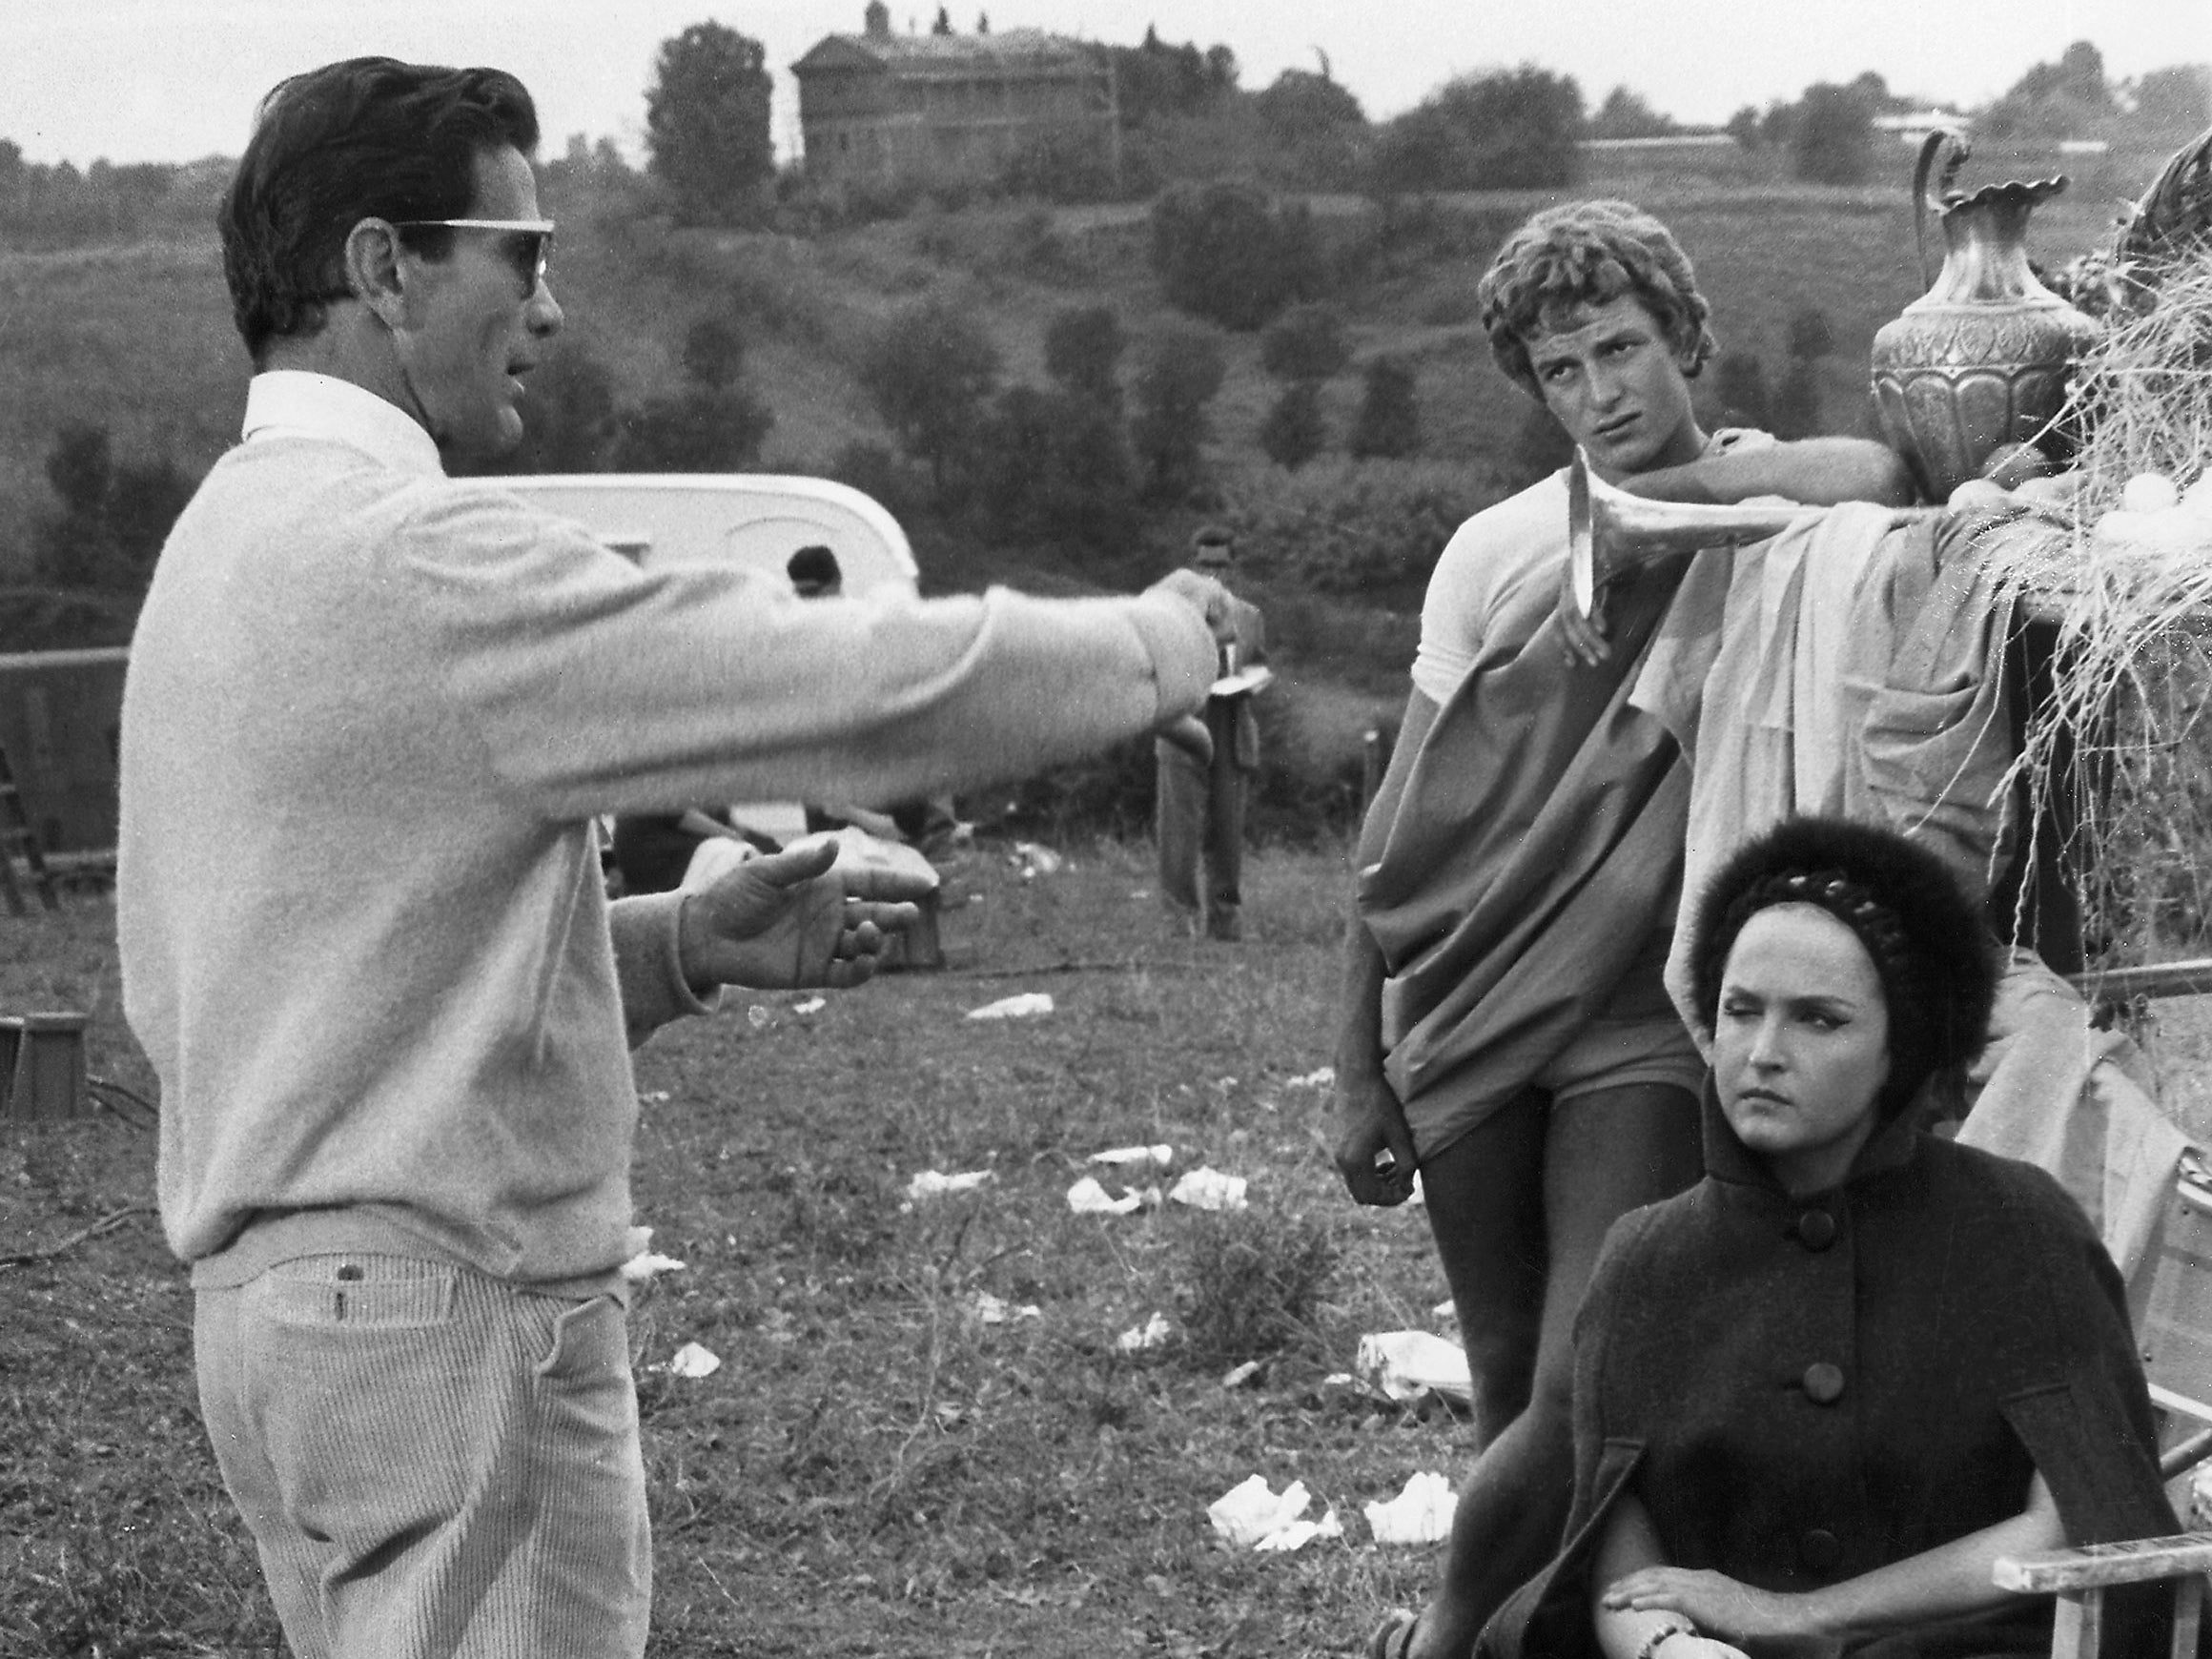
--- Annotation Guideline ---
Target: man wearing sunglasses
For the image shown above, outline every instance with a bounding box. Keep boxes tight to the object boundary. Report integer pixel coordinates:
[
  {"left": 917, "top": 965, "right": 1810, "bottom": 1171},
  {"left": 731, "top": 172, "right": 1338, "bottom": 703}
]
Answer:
[{"left": 118, "top": 55, "right": 1234, "bottom": 1659}]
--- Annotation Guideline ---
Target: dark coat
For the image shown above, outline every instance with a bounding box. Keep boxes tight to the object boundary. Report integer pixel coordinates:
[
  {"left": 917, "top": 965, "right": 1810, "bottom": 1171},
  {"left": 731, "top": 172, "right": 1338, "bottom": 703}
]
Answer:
[{"left": 1480, "top": 1095, "right": 2180, "bottom": 1659}]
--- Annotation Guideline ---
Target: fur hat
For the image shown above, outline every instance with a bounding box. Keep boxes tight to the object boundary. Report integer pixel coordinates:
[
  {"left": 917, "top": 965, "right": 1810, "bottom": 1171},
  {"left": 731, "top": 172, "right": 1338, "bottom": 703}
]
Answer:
[{"left": 1688, "top": 816, "right": 1998, "bottom": 1117}]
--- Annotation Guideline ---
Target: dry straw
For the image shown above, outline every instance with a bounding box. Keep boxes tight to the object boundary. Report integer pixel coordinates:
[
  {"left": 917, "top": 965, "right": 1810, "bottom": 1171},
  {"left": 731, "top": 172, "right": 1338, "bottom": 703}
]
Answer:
[{"left": 1977, "top": 253, "right": 2212, "bottom": 961}]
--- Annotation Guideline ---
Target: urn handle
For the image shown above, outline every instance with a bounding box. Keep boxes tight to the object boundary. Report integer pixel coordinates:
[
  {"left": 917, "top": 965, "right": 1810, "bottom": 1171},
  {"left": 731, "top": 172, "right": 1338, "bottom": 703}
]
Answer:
[{"left": 1911, "top": 128, "right": 1969, "bottom": 291}]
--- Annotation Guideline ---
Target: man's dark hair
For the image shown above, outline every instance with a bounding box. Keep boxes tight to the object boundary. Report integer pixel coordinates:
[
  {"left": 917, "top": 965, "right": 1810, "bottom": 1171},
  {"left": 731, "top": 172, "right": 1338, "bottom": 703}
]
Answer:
[
  {"left": 219, "top": 56, "right": 540, "bottom": 362},
  {"left": 787, "top": 544, "right": 843, "bottom": 596}
]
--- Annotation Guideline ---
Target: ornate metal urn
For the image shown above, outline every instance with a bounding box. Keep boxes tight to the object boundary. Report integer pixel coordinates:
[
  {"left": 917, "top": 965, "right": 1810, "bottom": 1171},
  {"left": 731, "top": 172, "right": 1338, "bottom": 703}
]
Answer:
[{"left": 1869, "top": 131, "right": 2100, "bottom": 502}]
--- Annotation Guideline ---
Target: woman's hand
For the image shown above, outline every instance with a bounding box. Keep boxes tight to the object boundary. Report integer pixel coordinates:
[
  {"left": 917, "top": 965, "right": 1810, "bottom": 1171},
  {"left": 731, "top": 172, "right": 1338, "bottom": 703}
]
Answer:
[{"left": 1602, "top": 1569, "right": 1813, "bottom": 1646}]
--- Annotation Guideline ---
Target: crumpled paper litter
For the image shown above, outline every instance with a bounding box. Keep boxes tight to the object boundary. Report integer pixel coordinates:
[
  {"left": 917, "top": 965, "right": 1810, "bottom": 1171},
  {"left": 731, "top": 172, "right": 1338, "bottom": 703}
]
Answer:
[
  {"left": 1116, "top": 1311, "right": 1173, "bottom": 1352},
  {"left": 1089, "top": 1143, "right": 1174, "bottom": 1168},
  {"left": 1067, "top": 1175, "right": 1151, "bottom": 1216},
  {"left": 1208, "top": 1475, "right": 1341, "bottom": 1550},
  {"left": 972, "top": 1291, "right": 1041, "bottom": 1324},
  {"left": 662, "top": 1341, "right": 722, "bottom": 1380},
  {"left": 967, "top": 993, "right": 1054, "bottom": 1020},
  {"left": 1364, "top": 1469, "right": 1457, "bottom": 1544},
  {"left": 1355, "top": 1330, "right": 1472, "bottom": 1406},
  {"left": 1168, "top": 1167, "right": 1248, "bottom": 1212}
]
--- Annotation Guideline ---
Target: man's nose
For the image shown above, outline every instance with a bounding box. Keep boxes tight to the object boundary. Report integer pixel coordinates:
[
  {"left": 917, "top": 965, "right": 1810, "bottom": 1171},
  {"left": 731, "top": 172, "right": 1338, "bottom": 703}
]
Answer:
[{"left": 528, "top": 281, "right": 563, "bottom": 337}]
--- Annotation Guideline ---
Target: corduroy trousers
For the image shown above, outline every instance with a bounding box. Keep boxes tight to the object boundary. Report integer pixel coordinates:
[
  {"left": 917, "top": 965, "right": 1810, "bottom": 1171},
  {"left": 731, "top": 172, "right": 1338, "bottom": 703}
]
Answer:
[{"left": 195, "top": 1253, "right": 650, "bottom": 1659}]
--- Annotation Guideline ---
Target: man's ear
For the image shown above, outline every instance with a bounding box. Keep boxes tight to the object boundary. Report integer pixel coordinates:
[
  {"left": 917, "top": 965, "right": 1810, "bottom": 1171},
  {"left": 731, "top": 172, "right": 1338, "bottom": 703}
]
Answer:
[{"left": 341, "top": 218, "right": 410, "bottom": 329}]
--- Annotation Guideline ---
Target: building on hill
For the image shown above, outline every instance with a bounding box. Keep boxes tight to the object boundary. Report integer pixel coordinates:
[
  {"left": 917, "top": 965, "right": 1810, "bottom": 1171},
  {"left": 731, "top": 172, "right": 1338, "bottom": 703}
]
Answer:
[{"left": 792, "top": 1, "right": 1116, "bottom": 190}]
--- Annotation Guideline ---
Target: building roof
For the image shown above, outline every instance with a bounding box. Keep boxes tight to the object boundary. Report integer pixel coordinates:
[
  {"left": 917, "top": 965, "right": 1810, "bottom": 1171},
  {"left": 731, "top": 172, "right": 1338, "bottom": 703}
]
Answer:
[{"left": 793, "top": 26, "right": 1100, "bottom": 76}]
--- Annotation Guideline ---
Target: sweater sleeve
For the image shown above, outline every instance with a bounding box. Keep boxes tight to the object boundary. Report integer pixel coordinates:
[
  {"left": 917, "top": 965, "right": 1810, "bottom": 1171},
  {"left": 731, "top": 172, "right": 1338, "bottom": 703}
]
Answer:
[
  {"left": 395, "top": 485, "right": 1219, "bottom": 822},
  {"left": 606, "top": 891, "right": 718, "bottom": 1046}
]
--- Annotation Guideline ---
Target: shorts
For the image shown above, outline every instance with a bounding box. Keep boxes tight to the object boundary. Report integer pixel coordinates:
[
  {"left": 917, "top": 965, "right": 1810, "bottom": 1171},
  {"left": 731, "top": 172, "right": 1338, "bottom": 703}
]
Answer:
[{"left": 1531, "top": 1014, "right": 1706, "bottom": 1108}]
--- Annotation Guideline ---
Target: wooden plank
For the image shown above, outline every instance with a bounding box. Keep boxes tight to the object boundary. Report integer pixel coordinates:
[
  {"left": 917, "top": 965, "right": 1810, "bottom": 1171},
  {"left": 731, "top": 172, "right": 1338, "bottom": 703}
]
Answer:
[
  {"left": 1997, "top": 1536, "right": 2212, "bottom": 1592},
  {"left": 2171, "top": 1574, "right": 2202, "bottom": 1659},
  {"left": 2072, "top": 961, "right": 2212, "bottom": 1004},
  {"left": 2051, "top": 1588, "right": 2101, "bottom": 1659}
]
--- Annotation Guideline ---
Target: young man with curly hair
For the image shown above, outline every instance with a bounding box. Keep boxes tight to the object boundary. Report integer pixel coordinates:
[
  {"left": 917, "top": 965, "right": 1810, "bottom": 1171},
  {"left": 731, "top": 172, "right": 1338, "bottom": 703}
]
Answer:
[{"left": 1334, "top": 200, "right": 1912, "bottom": 1659}]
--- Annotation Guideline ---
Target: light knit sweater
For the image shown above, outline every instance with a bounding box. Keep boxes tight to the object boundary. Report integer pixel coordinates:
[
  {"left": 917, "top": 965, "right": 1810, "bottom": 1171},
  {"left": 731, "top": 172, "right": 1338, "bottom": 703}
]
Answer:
[{"left": 120, "top": 373, "right": 1214, "bottom": 1287}]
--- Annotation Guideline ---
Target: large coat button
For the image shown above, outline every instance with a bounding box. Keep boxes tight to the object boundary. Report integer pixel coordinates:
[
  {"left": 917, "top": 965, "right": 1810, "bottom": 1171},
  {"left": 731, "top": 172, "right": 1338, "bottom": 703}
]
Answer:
[
  {"left": 1802, "top": 1362, "right": 1846, "bottom": 1403},
  {"left": 1795, "top": 1209, "right": 1837, "bottom": 1250},
  {"left": 1801, "top": 1528, "right": 1841, "bottom": 1571}
]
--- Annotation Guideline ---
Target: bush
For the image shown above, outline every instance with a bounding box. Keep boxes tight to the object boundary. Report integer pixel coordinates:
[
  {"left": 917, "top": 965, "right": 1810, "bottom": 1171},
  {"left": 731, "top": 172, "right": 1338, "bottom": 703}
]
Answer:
[
  {"left": 478, "top": 344, "right": 622, "bottom": 476},
  {"left": 1148, "top": 180, "right": 1322, "bottom": 332},
  {"left": 644, "top": 22, "right": 775, "bottom": 227},
  {"left": 856, "top": 296, "right": 1003, "bottom": 498},
  {"left": 1176, "top": 1209, "right": 1339, "bottom": 1367},
  {"left": 999, "top": 127, "right": 1121, "bottom": 204},
  {"left": 1367, "top": 67, "right": 1584, "bottom": 195},
  {"left": 1772, "top": 356, "right": 1825, "bottom": 440},
  {"left": 1225, "top": 456, "right": 1499, "bottom": 598},
  {"left": 1508, "top": 401, "right": 1574, "bottom": 490},
  {"left": 34, "top": 420, "right": 197, "bottom": 592},
  {"left": 1790, "top": 83, "right": 1875, "bottom": 185},
  {"left": 1348, "top": 357, "right": 1422, "bottom": 459},
  {"left": 974, "top": 384, "right": 1138, "bottom": 548},
  {"left": 1259, "top": 303, "right": 1350, "bottom": 382},
  {"left": 610, "top": 385, "right": 776, "bottom": 473},
  {"left": 1712, "top": 350, "right": 1774, "bottom": 431},
  {"left": 1043, "top": 304, "right": 1127, "bottom": 412},
  {"left": 1129, "top": 321, "right": 1228, "bottom": 501},
  {"left": 1259, "top": 382, "right": 1328, "bottom": 470}
]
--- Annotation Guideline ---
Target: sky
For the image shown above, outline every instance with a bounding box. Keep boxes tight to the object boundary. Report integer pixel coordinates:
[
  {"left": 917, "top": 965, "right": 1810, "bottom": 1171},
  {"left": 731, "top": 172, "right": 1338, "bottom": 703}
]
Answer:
[{"left": 7, "top": 0, "right": 2210, "bottom": 170}]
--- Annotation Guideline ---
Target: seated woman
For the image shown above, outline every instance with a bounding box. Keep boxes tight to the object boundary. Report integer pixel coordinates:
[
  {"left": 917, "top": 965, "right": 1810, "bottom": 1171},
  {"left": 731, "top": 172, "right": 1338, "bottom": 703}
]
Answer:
[{"left": 1480, "top": 816, "right": 2180, "bottom": 1659}]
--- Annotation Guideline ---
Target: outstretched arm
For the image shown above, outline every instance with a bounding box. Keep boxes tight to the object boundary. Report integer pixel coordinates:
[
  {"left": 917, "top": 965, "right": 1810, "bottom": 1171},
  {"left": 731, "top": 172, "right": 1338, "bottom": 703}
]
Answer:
[
  {"left": 1558, "top": 436, "right": 1916, "bottom": 666},
  {"left": 1622, "top": 436, "right": 1916, "bottom": 509},
  {"left": 676, "top": 836, "right": 929, "bottom": 994},
  {"left": 1596, "top": 1475, "right": 2064, "bottom": 1653}
]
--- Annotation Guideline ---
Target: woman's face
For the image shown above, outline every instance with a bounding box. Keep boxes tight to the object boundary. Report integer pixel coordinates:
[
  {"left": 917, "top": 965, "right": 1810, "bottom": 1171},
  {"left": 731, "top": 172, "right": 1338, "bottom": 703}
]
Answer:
[{"left": 1712, "top": 904, "right": 1892, "bottom": 1197}]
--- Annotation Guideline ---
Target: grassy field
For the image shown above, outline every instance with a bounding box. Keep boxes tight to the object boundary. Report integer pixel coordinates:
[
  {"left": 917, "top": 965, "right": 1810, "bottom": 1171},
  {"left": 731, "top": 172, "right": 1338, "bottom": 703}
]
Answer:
[{"left": 0, "top": 839, "right": 1503, "bottom": 1658}]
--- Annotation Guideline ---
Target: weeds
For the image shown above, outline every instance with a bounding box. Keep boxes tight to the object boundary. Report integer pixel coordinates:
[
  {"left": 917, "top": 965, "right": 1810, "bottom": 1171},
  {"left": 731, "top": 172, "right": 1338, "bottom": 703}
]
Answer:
[{"left": 1177, "top": 1207, "right": 1342, "bottom": 1368}]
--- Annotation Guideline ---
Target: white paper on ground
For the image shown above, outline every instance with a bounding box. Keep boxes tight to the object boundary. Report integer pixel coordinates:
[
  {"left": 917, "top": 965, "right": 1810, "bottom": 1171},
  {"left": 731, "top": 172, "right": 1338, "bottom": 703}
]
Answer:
[
  {"left": 1364, "top": 1470, "right": 1457, "bottom": 1544},
  {"left": 1067, "top": 1175, "right": 1146, "bottom": 1215},
  {"left": 967, "top": 993, "right": 1055, "bottom": 1020},
  {"left": 1255, "top": 1506, "right": 1343, "bottom": 1553},
  {"left": 1207, "top": 1474, "right": 1312, "bottom": 1546},
  {"left": 1090, "top": 1143, "right": 1175, "bottom": 1168},
  {"left": 619, "top": 1250, "right": 687, "bottom": 1283},
  {"left": 1355, "top": 1329, "right": 1472, "bottom": 1406},
  {"left": 1116, "top": 1311, "right": 1173, "bottom": 1352},
  {"left": 906, "top": 1168, "right": 994, "bottom": 1201},
  {"left": 1168, "top": 1167, "right": 1248, "bottom": 1212},
  {"left": 972, "top": 1291, "right": 1041, "bottom": 1324},
  {"left": 664, "top": 1341, "right": 722, "bottom": 1380}
]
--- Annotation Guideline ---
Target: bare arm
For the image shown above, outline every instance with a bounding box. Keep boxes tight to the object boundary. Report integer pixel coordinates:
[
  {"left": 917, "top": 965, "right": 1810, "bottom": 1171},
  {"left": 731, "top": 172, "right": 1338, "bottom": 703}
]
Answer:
[
  {"left": 1592, "top": 1493, "right": 1748, "bottom": 1659},
  {"left": 1330, "top": 688, "right": 1437, "bottom": 1206},
  {"left": 1599, "top": 1474, "right": 2065, "bottom": 1649},
  {"left": 1558, "top": 436, "right": 1915, "bottom": 666},
  {"left": 1623, "top": 437, "right": 1916, "bottom": 509}
]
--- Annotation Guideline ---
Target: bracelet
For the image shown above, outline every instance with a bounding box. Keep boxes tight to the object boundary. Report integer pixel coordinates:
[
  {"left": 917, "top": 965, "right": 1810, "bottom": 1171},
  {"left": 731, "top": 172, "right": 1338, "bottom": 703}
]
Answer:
[{"left": 1633, "top": 1621, "right": 1696, "bottom": 1659}]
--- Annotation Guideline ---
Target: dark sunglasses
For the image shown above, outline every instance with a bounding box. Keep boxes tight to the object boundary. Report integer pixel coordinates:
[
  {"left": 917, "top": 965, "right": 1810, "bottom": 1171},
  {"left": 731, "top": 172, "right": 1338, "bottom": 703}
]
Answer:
[{"left": 392, "top": 218, "right": 555, "bottom": 294}]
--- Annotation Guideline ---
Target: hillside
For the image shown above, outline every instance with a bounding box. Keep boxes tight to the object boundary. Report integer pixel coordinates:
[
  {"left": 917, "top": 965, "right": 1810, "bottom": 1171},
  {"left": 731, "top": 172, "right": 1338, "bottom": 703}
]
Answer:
[{"left": 0, "top": 143, "right": 2150, "bottom": 825}]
